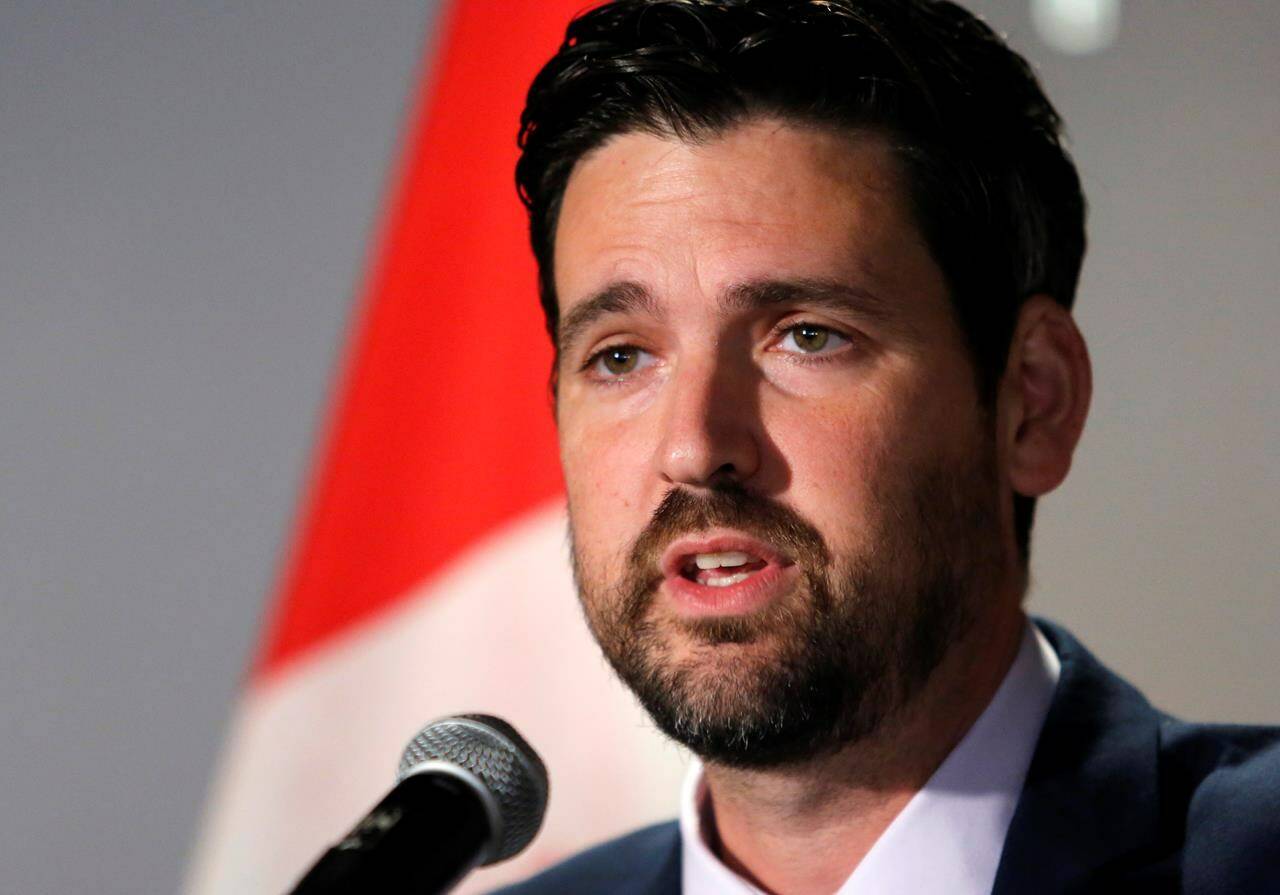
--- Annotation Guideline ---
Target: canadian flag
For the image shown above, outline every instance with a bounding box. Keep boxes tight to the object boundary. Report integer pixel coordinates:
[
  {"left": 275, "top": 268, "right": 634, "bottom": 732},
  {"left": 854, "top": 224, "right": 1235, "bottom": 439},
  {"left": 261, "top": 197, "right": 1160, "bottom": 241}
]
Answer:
[{"left": 184, "top": 2, "right": 686, "bottom": 893}]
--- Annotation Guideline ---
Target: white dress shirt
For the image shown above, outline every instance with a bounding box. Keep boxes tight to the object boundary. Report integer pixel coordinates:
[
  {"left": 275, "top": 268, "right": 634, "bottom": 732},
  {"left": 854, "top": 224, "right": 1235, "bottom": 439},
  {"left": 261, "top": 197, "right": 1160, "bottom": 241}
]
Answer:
[{"left": 680, "top": 620, "right": 1061, "bottom": 895}]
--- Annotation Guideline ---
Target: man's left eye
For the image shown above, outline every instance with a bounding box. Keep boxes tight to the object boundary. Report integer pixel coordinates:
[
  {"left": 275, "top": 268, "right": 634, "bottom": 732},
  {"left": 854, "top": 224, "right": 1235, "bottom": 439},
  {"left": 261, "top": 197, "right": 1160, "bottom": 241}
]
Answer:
[{"left": 775, "top": 323, "right": 850, "bottom": 355}]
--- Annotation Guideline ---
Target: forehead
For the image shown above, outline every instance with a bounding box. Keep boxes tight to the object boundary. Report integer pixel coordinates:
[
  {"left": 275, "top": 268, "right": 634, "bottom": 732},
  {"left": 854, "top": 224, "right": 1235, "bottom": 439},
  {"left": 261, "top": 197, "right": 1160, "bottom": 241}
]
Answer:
[{"left": 552, "top": 118, "right": 938, "bottom": 320}]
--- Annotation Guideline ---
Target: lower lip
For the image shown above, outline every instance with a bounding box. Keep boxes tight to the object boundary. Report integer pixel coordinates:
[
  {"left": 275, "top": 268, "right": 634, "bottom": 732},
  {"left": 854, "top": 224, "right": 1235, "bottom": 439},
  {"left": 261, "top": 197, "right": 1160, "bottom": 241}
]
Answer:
[{"left": 662, "top": 563, "right": 799, "bottom": 617}]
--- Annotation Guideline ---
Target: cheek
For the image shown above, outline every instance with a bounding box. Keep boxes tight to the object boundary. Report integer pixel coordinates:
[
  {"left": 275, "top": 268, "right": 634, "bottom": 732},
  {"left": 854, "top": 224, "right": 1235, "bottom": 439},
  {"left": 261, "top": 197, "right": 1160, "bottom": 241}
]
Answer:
[
  {"left": 766, "top": 396, "right": 889, "bottom": 526},
  {"left": 560, "top": 416, "right": 645, "bottom": 504},
  {"left": 761, "top": 378, "right": 933, "bottom": 547},
  {"left": 558, "top": 412, "right": 654, "bottom": 574}
]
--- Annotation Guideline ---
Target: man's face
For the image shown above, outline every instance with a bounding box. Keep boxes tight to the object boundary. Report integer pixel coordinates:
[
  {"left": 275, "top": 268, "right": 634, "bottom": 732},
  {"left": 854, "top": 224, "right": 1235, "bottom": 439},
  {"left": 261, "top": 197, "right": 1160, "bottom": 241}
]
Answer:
[{"left": 552, "top": 119, "right": 1011, "bottom": 767}]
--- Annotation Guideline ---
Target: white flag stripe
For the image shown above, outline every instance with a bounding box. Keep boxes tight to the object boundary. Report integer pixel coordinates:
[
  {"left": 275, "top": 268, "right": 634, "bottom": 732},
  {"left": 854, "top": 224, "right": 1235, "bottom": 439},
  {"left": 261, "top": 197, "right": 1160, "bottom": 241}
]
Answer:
[{"left": 185, "top": 500, "right": 687, "bottom": 895}]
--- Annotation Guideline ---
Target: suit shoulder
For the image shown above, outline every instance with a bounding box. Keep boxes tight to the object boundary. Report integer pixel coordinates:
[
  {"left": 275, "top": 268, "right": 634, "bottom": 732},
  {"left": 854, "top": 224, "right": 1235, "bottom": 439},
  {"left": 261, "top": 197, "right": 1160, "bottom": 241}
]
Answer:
[
  {"left": 1160, "top": 717, "right": 1280, "bottom": 789},
  {"left": 1161, "top": 720, "right": 1280, "bottom": 891},
  {"left": 488, "top": 821, "right": 681, "bottom": 895}
]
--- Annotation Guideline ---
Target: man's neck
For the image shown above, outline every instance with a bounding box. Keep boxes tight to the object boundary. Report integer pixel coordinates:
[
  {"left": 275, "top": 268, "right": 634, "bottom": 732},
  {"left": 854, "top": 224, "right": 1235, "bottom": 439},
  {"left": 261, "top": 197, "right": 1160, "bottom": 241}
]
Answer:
[{"left": 700, "top": 607, "right": 1028, "bottom": 895}]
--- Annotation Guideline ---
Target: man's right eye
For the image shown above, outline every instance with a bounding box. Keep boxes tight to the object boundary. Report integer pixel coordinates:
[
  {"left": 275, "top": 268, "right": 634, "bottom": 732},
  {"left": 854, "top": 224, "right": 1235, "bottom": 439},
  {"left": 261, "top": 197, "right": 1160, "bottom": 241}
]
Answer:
[{"left": 585, "top": 344, "right": 651, "bottom": 379}]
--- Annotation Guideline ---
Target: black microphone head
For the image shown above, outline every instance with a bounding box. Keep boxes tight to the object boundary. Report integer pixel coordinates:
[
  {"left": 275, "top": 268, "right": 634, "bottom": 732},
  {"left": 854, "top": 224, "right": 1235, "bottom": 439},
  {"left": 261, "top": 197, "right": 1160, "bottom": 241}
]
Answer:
[{"left": 396, "top": 714, "right": 548, "bottom": 865}]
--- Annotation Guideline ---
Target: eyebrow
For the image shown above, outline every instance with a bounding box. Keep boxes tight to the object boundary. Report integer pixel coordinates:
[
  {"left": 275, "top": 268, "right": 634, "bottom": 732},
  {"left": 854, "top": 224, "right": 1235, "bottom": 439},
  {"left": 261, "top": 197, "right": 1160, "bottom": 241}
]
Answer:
[
  {"left": 557, "top": 281, "right": 659, "bottom": 358},
  {"left": 721, "top": 277, "right": 894, "bottom": 323},
  {"left": 555, "top": 276, "right": 895, "bottom": 357}
]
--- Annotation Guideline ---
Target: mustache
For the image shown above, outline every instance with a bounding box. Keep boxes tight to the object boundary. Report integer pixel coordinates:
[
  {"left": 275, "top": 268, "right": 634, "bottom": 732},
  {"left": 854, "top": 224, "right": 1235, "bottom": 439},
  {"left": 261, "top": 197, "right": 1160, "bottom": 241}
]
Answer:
[{"left": 619, "top": 485, "right": 831, "bottom": 621}]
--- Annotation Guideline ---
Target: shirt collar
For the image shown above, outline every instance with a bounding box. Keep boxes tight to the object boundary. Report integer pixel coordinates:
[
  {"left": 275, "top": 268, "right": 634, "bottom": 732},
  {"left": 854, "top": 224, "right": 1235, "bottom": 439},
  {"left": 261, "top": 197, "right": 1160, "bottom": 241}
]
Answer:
[{"left": 679, "top": 619, "right": 1060, "bottom": 895}]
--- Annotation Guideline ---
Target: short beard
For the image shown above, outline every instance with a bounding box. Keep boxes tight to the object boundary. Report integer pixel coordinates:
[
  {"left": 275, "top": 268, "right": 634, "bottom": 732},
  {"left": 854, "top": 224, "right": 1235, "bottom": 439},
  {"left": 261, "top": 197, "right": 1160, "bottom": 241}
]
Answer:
[{"left": 571, "top": 439, "right": 1003, "bottom": 770}]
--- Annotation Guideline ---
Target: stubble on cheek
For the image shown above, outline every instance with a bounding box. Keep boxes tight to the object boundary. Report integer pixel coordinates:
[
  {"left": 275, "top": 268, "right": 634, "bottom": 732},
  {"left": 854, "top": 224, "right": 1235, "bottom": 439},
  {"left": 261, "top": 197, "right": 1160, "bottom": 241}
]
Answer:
[
  {"left": 568, "top": 485, "right": 838, "bottom": 731},
  {"left": 565, "top": 414, "right": 1005, "bottom": 768}
]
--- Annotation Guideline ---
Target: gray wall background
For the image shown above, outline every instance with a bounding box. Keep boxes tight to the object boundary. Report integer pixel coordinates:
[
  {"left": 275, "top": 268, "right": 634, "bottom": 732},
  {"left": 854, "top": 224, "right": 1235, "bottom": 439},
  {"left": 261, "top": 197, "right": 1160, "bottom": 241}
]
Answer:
[{"left": 2, "top": 2, "right": 1275, "bottom": 892}]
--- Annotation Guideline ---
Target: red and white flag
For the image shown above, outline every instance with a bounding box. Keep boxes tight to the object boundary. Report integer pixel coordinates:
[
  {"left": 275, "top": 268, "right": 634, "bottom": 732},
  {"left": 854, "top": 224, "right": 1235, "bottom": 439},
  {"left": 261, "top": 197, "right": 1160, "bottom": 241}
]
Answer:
[{"left": 185, "top": 3, "right": 685, "bottom": 892}]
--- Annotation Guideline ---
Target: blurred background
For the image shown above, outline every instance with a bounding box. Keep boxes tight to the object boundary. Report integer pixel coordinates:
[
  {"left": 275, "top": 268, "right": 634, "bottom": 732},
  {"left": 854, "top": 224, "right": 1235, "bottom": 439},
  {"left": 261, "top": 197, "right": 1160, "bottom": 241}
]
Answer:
[{"left": 2, "top": 1, "right": 1276, "bottom": 892}]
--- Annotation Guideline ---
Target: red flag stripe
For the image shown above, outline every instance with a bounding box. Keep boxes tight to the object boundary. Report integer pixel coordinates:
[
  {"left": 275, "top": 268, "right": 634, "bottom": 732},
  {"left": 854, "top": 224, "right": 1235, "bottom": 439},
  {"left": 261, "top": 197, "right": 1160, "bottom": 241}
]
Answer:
[{"left": 257, "top": 0, "right": 589, "bottom": 675}]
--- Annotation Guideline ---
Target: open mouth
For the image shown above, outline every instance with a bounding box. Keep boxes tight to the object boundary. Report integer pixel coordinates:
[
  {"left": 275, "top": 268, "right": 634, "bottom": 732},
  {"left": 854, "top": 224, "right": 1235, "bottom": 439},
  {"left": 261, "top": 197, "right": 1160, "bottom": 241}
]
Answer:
[
  {"left": 658, "top": 533, "right": 795, "bottom": 616},
  {"left": 679, "top": 550, "right": 770, "bottom": 588}
]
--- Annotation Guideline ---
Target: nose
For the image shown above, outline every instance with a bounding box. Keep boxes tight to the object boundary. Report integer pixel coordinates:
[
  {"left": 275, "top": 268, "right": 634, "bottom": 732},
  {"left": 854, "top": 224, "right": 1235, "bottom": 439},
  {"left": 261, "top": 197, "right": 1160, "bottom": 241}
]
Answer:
[{"left": 655, "top": 351, "right": 761, "bottom": 488}]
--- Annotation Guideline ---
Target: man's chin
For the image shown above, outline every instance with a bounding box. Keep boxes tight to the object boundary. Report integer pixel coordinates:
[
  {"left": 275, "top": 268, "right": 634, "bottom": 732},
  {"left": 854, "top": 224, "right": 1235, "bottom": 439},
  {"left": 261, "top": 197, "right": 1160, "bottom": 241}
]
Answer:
[
  {"left": 662, "top": 635, "right": 789, "bottom": 680},
  {"left": 629, "top": 654, "right": 847, "bottom": 769},
  {"left": 634, "top": 609, "right": 798, "bottom": 676},
  {"left": 654, "top": 589, "right": 807, "bottom": 644},
  {"left": 670, "top": 615, "right": 779, "bottom": 648}
]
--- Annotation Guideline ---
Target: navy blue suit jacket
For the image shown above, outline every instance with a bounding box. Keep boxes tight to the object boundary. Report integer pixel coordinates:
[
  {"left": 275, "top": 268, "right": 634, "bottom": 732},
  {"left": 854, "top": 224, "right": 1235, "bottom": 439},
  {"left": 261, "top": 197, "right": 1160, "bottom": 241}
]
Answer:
[{"left": 492, "top": 621, "right": 1280, "bottom": 894}]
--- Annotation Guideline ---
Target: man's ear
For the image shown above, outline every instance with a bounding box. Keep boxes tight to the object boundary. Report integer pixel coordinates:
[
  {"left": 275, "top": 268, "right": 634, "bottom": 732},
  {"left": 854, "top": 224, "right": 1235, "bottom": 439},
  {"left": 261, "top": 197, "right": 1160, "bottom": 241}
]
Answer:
[{"left": 1001, "top": 295, "right": 1092, "bottom": 498}]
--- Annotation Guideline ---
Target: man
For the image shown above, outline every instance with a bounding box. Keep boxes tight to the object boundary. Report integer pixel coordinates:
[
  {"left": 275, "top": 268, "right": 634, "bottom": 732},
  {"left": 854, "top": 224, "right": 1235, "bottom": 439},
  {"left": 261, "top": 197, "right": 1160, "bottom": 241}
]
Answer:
[{"left": 496, "top": 1, "right": 1279, "bottom": 892}]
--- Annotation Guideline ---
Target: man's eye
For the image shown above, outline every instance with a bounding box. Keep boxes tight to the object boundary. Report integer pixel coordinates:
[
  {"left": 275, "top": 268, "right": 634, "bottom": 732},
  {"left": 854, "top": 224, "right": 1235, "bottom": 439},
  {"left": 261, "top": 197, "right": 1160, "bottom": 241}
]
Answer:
[
  {"left": 776, "top": 323, "right": 849, "bottom": 355},
  {"left": 587, "top": 344, "right": 651, "bottom": 378}
]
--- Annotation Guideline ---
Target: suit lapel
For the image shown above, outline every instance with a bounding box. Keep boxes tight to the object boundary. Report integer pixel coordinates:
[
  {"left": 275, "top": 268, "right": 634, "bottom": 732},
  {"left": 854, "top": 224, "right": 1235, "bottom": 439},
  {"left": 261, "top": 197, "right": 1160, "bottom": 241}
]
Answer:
[
  {"left": 639, "top": 832, "right": 681, "bottom": 895},
  {"left": 992, "top": 620, "right": 1164, "bottom": 894},
  {"left": 616, "top": 822, "right": 682, "bottom": 895}
]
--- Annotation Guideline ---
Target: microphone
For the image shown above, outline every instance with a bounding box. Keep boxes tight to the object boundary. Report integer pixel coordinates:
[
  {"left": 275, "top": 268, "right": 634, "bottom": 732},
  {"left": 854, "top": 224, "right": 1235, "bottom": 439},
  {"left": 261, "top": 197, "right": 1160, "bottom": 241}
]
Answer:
[{"left": 289, "top": 714, "right": 549, "bottom": 894}]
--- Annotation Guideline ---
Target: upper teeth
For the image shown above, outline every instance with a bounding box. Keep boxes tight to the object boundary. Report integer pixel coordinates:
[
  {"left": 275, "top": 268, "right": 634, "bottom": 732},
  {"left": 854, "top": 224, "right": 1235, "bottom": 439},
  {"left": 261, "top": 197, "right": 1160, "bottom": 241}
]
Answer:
[{"left": 694, "top": 551, "right": 753, "bottom": 570}]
